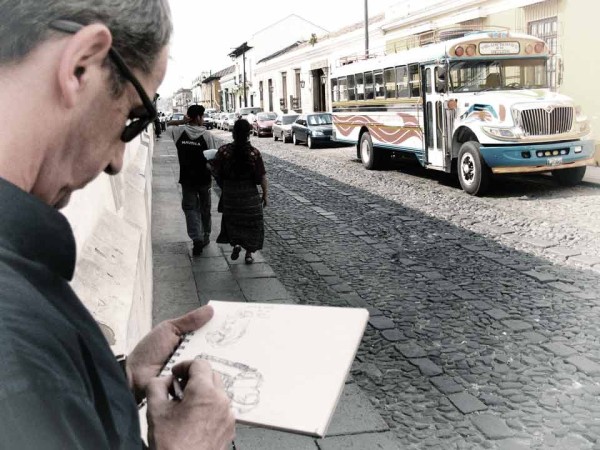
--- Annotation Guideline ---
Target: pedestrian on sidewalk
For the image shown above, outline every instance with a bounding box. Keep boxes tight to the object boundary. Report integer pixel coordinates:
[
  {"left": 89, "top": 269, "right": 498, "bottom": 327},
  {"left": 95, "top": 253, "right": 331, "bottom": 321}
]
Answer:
[
  {"left": 0, "top": 2, "right": 234, "bottom": 449},
  {"left": 167, "top": 104, "right": 217, "bottom": 256},
  {"left": 213, "top": 119, "right": 269, "bottom": 264}
]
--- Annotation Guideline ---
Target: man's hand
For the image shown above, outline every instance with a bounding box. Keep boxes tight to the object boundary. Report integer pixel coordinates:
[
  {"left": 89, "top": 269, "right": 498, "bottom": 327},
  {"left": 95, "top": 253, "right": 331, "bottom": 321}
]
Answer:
[
  {"left": 147, "top": 360, "right": 235, "bottom": 450},
  {"left": 126, "top": 306, "right": 214, "bottom": 402}
]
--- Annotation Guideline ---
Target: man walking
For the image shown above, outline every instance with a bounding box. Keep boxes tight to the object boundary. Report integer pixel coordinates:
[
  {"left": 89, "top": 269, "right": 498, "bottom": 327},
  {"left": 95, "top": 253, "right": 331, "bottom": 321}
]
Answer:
[
  {"left": 167, "top": 105, "right": 216, "bottom": 255},
  {"left": 0, "top": 1, "right": 234, "bottom": 448}
]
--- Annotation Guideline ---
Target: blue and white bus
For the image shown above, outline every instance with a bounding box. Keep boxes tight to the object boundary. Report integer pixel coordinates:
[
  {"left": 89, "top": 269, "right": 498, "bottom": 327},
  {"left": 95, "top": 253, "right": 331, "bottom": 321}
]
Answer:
[{"left": 330, "top": 29, "right": 594, "bottom": 195}]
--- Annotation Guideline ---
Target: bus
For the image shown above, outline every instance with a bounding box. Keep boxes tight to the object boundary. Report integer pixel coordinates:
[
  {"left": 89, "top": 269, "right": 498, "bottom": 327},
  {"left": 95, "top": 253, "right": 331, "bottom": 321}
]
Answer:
[{"left": 330, "top": 28, "right": 594, "bottom": 195}]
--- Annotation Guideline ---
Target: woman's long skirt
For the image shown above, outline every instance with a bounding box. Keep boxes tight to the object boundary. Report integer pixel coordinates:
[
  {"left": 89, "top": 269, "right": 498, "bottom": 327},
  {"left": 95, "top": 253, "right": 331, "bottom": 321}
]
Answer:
[{"left": 216, "top": 179, "right": 264, "bottom": 252}]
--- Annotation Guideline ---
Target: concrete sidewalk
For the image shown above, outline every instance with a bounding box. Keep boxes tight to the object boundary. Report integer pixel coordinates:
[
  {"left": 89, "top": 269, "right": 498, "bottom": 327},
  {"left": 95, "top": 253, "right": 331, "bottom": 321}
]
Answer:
[{"left": 151, "top": 136, "right": 399, "bottom": 449}]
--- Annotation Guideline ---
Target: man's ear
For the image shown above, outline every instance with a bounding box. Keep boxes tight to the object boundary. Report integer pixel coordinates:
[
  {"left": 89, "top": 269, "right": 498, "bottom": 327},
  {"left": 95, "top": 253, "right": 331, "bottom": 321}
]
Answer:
[{"left": 56, "top": 24, "right": 113, "bottom": 108}]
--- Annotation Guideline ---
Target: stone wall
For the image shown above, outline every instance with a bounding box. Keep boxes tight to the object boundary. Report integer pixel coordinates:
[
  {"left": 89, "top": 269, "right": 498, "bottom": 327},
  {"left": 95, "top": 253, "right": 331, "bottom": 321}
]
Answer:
[{"left": 61, "top": 130, "right": 155, "bottom": 356}]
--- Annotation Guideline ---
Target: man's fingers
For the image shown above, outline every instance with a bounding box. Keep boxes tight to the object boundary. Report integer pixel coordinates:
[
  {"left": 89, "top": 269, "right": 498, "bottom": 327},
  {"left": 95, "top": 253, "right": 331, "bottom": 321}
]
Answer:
[
  {"left": 146, "top": 375, "right": 172, "bottom": 406},
  {"left": 213, "top": 370, "right": 225, "bottom": 390},
  {"left": 171, "top": 359, "right": 215, "bottom": 387},
  {"left": 170, "top": 305, "right": 214, "bottom": 334}
]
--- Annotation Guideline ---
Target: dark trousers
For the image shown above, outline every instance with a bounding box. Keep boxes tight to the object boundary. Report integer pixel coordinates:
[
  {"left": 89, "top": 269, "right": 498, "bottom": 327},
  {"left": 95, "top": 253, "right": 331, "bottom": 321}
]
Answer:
[{"left": 181, "top": 184, "right": 211, "bottom": 242}]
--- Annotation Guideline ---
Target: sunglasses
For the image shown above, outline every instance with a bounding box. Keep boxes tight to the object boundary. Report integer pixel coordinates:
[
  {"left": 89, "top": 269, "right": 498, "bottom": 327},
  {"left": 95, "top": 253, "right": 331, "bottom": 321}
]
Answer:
[{"left": 49, "top": 20, "right": 157, "bottom": 143}]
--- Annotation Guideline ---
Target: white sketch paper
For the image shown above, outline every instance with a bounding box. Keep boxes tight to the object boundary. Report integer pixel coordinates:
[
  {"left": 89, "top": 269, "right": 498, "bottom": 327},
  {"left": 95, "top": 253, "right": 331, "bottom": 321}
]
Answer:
[
  {"left": 196, "top": 353, "right": 263, "bottom": 414},
  {"left": 159, "top": 301, "right": 369, "bottom": 437}
]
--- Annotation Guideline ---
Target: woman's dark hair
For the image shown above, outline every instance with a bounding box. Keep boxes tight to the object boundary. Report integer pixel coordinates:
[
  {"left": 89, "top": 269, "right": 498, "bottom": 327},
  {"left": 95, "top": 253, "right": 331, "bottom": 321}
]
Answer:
[
  {"left": 232, "top": 119, "right": 252, "bottom": 145},
  {"left": 228, "top": 119, "right": 254, "bottom": 178}
]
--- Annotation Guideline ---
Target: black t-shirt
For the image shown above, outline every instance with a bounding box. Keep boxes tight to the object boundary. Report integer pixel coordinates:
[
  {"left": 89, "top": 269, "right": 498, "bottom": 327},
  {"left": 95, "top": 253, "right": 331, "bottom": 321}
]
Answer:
[
  {"left": 0, "top": 177, "right": 141, "bottom": 449},
  {"left": 175, "top": 130, "right": 212, "bottom": 187}
]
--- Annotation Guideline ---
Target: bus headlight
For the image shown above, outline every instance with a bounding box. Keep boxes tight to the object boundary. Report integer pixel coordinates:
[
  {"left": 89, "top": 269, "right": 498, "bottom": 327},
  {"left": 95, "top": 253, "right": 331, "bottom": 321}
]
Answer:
[
  {"left": 576, "top": 120, "right": 591, "bottom": 134},
  {"left": 482, "top": 126, "right": 519, "bottom": 140}
]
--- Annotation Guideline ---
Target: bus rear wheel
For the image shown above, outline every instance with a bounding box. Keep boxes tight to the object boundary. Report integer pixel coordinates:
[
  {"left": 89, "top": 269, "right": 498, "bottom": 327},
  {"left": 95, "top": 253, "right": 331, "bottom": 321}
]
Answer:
[
  {"left": 457, "top": 141, "right": 491, "bottom": 196},
  {"left": 552, "top": 166, "right": 586, "bottom": 186},
  {"left": 360, "top": 132, "right": 381, "bottom": 170}
]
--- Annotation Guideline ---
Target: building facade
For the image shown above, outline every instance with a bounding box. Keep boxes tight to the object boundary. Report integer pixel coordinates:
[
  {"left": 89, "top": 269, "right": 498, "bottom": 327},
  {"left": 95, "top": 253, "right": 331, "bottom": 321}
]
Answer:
[
  {"left": 172, "top": 88, "right": 192, "bottom": 113},
  {"left": 228, "top": 14, "right": 328, "bottom": 112}
]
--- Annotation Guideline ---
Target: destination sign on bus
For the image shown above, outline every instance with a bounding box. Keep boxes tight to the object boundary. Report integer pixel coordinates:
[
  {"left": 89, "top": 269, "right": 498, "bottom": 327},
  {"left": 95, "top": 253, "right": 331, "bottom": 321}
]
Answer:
[{"left": 479, "top": 41, "right": 520, "bottom": 55}]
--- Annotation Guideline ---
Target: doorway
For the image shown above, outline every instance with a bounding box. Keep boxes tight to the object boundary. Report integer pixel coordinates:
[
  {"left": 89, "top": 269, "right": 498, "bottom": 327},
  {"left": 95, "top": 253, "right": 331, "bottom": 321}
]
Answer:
[{"left": 311, "top": 68, "right": 326, "bottom": 112}]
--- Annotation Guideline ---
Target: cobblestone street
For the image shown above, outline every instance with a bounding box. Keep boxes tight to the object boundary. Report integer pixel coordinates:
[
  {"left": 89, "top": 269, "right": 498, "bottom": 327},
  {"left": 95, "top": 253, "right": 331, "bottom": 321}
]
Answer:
[{"left": 212, "top": 129, "right": 600, "bottom": 449}]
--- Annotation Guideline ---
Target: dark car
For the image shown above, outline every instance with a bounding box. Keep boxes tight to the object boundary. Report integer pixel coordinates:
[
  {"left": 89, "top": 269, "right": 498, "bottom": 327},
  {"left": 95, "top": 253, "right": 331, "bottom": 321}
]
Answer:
[
  {"left": 272, "top": 113, "right": 299, "bottom": 143},
  {"left": 291, "top": 113, "right": 333, "bottom": 148},
  {"left": 251, "top": 112, "right": 277, "bottom": 137},
  {"left": 171, "top": 113, "right": 185, "bottom": 123}
]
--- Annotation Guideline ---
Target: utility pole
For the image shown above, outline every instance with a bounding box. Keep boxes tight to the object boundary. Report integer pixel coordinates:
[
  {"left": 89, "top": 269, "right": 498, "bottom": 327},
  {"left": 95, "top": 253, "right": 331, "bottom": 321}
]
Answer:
[
  {"left": 242, "top": 49, "right": 247, "bottom": 107},
  {"left": 364, "top": 0, "right": 369, "bottom": 58}
]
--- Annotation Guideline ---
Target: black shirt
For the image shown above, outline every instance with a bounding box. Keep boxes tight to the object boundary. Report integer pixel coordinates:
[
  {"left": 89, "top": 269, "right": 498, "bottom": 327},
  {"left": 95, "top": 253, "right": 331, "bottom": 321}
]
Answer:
[
  {"left": 0, "top": 177, "right": 141, "bottom": 449},
  {"left": 173, "top": 128, "right": 213, "bottom": 187}
]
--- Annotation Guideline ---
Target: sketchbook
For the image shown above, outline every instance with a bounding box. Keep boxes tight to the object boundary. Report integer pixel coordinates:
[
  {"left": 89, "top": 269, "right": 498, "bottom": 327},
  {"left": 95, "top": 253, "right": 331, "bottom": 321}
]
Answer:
[{"left": 158, "top": 300, "right": 369, "bottom": 437}]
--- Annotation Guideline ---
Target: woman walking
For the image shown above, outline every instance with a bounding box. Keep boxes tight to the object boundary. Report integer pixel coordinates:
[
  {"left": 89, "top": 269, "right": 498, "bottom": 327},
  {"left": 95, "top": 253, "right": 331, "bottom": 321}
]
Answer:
[{"left": 213, "top": 119, "right": 268, "bottom": 264}]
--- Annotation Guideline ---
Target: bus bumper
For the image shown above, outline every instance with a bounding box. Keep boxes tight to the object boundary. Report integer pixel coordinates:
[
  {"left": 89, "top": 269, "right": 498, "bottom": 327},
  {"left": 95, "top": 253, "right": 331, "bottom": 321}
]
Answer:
[{"left": 479, "top": 140, "right": 595, "bottom": 174}]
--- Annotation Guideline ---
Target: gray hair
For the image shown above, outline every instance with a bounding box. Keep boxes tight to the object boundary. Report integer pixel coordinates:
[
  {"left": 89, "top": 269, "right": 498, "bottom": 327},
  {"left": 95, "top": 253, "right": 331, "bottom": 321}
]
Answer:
[{"left": 0, "top": 0, "right": 172, "bottom": 92}]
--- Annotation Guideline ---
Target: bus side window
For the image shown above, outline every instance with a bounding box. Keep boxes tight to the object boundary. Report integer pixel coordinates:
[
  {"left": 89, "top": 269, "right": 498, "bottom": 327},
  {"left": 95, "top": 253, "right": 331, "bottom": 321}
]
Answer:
[
  {"left": 396, "top": 65, "right": 409, "bottom": 98},
  {"left": 384, "top": 67, "right": 396, "bottom": 99},
  {"left": 424, "top": 68, "right": 432, "bottom": 94},
  {"left": 339, "top": 77, "right": 348, "bottom": 102},
  {"left": 374, "top": 70, "right": 385, "bottom": 99},
  {"left": 331, "top": 78, "right": 339, "bottom": 102},
  {"left": 409, "top": 64, "right": 420, "bottom": 97},
  {"left": 355, "top": 72, "right": 365, "bottom": 100},
  {"left": 365, "top": 71, "right": 374, "bottom": 100},
  {"left": 347, "top": 74, "right": 356, "bottom": 101}
]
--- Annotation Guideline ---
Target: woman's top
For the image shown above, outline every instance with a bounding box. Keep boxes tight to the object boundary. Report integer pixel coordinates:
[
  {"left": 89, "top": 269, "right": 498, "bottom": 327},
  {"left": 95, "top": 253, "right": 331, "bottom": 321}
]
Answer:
[{"left": 213, "top": 142, "right": 266, "bottom": 184}]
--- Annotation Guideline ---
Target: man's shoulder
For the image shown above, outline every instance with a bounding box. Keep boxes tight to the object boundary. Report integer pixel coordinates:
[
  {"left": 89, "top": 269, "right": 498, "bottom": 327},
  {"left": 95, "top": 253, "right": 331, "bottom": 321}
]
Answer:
[{"left": 0, "top": 256, "right": 82, "bottom": 345}]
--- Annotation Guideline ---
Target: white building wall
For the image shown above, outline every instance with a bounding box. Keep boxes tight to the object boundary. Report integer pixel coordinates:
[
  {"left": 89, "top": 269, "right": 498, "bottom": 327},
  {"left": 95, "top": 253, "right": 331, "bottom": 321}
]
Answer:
[
  {"left": 254, "top": 20, "right": 385, "bottom": 114},
  {"left": 231, "top": 14, "right": 329, "bottom": 111},
  {"left": 62, "top": 131, "right": 155, "bottom": 356}
]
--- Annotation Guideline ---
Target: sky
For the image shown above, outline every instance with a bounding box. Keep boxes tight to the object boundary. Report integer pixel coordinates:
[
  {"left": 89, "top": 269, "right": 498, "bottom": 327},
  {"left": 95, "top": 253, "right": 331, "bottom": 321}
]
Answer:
[{"left": 159, "top": 0, "right": 402, "bottom": 97}]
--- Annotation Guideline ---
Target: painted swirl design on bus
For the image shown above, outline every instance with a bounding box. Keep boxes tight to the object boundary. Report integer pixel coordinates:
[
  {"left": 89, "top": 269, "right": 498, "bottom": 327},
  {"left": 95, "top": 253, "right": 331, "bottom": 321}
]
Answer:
[{"left": 334, "top": 113, "right": 423, "bottom": 145}]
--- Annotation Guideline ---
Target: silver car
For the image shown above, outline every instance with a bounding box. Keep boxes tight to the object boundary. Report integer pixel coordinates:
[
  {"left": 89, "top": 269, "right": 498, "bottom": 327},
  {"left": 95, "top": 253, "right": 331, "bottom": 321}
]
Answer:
[
  {"left": 217, "top": 112, "right": 229, "bottom": 130},
  {"left": 272, "top": 114, "right": 300, "bottom": 143},
  {"left": 224, "top": 113, "right": 237, "bottom": 131}
]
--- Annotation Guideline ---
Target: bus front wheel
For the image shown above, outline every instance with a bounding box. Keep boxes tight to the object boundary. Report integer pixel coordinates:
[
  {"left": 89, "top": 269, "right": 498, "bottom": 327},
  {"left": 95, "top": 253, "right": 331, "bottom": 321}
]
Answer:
[
  {"left": 457, "top": 141, "right": 491, "bottom": 196},
  {"left": 552, "top": 166, "right": 586, "bottom": 186},
  {"left": 360, "top": 132, "right": 381, "bottom": 170}
]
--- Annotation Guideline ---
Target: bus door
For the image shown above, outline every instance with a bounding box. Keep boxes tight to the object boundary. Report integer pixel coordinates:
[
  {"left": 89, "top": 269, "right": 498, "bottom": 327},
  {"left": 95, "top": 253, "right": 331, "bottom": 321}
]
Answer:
[{"left": 422, "top": 64, "right": 447, "bottom": 170}]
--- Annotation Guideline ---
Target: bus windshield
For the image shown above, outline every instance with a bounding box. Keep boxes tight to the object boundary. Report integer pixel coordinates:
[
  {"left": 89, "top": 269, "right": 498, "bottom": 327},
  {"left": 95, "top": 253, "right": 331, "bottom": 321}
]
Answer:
[{"left": 449, "top": 58, "right": 548, "bottom": 93}]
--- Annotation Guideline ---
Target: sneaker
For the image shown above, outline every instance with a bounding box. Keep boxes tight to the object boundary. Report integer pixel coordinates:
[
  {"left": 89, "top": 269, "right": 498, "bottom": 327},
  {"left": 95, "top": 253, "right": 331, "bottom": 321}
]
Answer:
[
  {"left": 192, "top": 240, "right": 203, "bottom": 256},
  {"left": 202, "top": 235, "right": 210, "bottom": 247}
]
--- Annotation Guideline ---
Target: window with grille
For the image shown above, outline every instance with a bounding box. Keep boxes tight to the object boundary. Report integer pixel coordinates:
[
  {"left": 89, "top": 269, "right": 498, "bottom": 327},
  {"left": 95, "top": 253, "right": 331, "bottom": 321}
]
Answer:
[{"left": 528, "top": 17, "right": 558, "bottom": 89}]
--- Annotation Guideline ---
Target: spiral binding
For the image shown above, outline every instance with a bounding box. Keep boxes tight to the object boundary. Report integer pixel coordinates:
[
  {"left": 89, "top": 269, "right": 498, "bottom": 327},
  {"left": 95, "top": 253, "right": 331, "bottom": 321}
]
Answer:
[{"left": 159, "top": 332, "right": 195, "bottom": 377}]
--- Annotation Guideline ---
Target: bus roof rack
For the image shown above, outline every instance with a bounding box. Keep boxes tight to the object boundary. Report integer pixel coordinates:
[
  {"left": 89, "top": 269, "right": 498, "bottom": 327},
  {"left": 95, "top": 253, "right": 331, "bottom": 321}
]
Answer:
[{"left": 387, "top": 25, "right": 511, "bottom": 54}]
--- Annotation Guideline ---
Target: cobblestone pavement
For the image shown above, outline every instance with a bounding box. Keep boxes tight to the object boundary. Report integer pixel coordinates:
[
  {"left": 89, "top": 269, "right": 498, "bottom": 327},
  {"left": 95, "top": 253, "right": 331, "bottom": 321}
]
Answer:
[{"left": 213, "top": 130, "right": 600, "bottom": 449}]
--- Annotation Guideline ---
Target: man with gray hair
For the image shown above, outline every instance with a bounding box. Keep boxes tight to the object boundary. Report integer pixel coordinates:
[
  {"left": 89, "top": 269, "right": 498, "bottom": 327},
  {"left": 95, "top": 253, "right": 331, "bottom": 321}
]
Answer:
[{"left": 0, "top": 1, "right": 235, "bottom": 448}]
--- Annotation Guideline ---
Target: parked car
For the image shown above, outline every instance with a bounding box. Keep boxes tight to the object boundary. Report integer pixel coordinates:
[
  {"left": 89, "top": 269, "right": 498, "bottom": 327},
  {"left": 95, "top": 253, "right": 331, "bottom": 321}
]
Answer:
[
  {"left": 203, "top": 115, "right": 215, "bottom": 129},
  {"left": 272, "top": 113, "right": 300, "bottom": 143},
  {"left": 224, "top": 112, "right": 237, "bottom": 131},
  {"left": 236, "top": 106, "right": 263, "bottom": 122},
  {"left": 217, "top": 112, "right": 229, "bottom": 130},
  {"left": 291, "top": 113, "right": 333, "bottom": 148},
  {"left": 170, "top": 112, "right": 185, "bottom": 123},
  {"left": 251, "top": 112, "right": 277, "bottom": 137}
]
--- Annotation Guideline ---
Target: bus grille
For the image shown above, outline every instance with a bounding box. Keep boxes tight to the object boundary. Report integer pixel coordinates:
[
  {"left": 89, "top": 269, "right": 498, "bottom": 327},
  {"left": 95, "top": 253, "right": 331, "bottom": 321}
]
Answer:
[{"left": 518, "top": 107, "right": 573, "bottom": 136}]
